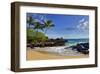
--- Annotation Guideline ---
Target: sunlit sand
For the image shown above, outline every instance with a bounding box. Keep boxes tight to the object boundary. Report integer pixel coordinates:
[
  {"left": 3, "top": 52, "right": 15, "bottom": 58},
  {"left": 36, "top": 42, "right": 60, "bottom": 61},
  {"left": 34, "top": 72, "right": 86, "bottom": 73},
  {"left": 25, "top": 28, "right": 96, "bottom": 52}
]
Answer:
[{"left": 26, "top": 47, "right": 89, "bottom": 60}]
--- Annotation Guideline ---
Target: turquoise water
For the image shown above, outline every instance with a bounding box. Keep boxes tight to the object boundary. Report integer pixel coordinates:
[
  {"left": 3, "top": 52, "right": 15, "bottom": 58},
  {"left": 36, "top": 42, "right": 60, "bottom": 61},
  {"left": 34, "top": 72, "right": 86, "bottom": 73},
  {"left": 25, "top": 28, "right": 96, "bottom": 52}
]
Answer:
[{"left": 65, "top": 39, "right": 89, "bottom": 47}]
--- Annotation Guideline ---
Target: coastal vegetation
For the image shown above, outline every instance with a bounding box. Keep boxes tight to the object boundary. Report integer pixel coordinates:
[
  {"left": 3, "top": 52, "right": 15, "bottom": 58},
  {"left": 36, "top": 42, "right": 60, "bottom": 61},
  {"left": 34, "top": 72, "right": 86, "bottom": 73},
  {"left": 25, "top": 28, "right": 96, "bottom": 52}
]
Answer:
[
  {"left": 27, "top": 14, "right": 89, "bottom": 56},
  {"left": 27, "top": 15, "right": 65, "bottom": 47}
]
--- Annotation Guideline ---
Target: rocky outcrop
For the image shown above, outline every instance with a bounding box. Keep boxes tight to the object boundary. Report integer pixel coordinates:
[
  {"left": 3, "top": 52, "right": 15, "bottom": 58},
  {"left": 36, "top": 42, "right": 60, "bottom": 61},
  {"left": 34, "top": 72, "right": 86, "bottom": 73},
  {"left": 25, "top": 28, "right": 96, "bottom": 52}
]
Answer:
[
  {"left": 72, "top": 43, "right": 89, "bottom": 54},
  {"left": 27, "top": 38, "right": 66, "bottom": 47}
]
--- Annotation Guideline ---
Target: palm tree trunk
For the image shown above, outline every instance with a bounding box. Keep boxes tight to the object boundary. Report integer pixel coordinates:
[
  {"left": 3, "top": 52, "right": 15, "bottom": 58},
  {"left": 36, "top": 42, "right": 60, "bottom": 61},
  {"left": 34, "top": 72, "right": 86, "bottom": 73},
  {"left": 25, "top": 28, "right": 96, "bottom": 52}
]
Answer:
[{"left": 44, "top": 29, "right": 47, "bottom": 36}]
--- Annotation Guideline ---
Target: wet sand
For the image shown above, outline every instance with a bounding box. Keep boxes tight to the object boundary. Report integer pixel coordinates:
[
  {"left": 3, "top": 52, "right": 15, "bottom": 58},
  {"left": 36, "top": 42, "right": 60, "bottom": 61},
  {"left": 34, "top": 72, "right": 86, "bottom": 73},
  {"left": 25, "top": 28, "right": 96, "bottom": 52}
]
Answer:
[{"left": 26, "top": 47, "right": 89, "bottom": 60}]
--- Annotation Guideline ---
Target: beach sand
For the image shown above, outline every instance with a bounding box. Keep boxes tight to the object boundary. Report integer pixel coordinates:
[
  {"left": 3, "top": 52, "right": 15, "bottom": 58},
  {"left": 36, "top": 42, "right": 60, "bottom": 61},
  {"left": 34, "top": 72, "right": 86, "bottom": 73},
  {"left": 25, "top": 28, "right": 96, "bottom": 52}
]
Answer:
[{"left": 26, "top": 47, "right": 89, "bottom": 60}]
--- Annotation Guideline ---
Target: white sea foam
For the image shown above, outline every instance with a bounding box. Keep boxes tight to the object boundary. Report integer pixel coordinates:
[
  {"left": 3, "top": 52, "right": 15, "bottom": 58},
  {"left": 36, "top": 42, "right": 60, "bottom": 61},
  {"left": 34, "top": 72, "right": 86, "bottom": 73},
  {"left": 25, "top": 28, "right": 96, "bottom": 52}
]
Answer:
[{"left": 33, "top": 46, "right": 84, "bottom": 56}]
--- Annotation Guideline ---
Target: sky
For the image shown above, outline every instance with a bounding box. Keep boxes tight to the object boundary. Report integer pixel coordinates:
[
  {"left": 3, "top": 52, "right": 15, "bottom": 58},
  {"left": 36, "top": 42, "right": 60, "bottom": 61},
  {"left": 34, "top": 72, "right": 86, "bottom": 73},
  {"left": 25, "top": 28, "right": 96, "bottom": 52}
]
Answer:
[{"left": 27, "top": 13, "right": 89, "bottom": 39}]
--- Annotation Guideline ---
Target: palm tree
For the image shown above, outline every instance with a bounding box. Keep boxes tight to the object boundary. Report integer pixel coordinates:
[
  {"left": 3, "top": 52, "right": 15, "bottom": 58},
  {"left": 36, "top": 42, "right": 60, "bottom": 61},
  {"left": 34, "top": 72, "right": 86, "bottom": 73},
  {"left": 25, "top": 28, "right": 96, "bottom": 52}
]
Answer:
[
  {"left": 27, "top": 16, "right": 34, "bottom": 28},
  {"left": 27, "top": 16, "right": 43, "bottom": 35},
  {"left": 43, "top": 20, "right": 55, "bottom": 35},
  {"left": 33, "top": 21, "right": 43, "bottom": 33},
  {"left": 27, "top": 16, "right": 54, "bottom": 45},
  {"left": 27, "top": 15, "right": 54, "bottom": 34}
]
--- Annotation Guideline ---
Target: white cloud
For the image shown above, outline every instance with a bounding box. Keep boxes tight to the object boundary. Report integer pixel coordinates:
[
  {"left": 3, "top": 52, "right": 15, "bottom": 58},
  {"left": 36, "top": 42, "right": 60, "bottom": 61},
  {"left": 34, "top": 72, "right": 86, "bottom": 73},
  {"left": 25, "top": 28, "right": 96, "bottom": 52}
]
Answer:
[
  {"left": 79, "top": 18, "right": 85, "bottom": 23},
  {"left": 77, "top": 18, "right": 89, "bottom": 30}
]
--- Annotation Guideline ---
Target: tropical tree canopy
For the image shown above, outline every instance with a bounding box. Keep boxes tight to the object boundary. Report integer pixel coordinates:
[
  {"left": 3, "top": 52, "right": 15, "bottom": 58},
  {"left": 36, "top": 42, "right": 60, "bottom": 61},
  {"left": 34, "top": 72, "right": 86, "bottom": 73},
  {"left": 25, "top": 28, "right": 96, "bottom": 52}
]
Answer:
[
  {"left": 44, "top": 20, "right": 54, "bottom": 28},
  {"left": 33, "top": 21, "right": 44, "bottom": 31},
  {"left": 27, "top": 16, "right": 34, "bottom": 26},
  {"left": 42, "top": 20, "right": 54, "bottom": 34},
  {"left": 27, "top": 29, "right": 48, "bottom": 44},
  {"left": 27, "top": 15, "right": 55, "bottom": 44}
]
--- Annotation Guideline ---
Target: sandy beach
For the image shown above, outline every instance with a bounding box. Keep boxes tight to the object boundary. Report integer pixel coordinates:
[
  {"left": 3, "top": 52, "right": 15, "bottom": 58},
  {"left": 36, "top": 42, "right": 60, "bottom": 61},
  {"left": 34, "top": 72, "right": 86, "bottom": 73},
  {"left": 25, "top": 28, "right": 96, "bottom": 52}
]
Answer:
[{"left": 26, "top": 47, "right": 89, "bottom": 60}]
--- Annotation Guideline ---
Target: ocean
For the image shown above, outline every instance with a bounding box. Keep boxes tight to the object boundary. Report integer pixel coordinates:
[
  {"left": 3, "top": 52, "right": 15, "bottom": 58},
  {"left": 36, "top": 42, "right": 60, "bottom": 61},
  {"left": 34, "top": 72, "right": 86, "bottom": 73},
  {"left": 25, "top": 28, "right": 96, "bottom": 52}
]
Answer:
[{"left": 65, "top": 39, "right": 89, "bottom": 47}]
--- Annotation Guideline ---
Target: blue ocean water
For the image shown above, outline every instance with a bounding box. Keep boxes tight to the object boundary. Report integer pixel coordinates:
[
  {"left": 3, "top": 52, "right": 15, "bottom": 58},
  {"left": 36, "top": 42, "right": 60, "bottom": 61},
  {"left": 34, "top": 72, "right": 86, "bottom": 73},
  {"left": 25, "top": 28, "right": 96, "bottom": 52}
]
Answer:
[{"left": 65, "top": 39, "right": 89, "bottom": 47}]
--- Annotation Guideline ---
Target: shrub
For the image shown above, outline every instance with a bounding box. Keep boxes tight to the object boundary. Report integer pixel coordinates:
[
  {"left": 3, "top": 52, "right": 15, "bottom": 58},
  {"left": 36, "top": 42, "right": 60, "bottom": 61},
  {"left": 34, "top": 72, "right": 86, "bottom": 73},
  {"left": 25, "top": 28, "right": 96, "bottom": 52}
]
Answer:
[{"left": 27, "top": 29, "right": 48, "bottom": 44}]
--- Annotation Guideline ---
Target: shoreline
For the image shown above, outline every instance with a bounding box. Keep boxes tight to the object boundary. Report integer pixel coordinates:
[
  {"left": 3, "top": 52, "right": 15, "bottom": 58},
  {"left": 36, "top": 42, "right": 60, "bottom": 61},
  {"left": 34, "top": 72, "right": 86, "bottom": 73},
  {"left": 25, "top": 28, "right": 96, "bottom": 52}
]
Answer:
[{"left": 26, "top": 46, "right": 89, "bottom": 60}]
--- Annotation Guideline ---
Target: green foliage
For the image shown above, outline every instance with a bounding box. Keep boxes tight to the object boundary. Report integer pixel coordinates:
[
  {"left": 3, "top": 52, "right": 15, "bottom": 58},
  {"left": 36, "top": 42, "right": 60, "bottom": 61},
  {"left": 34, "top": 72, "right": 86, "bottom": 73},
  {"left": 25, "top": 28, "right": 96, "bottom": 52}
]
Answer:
[
  {"left": 44, "top": 20, "right": 54, "bottom": 29},
  {"left": 27, "top": 29, "right": 48, "bottom": 44},
  {"left": 36, "top": 32, "right": 48, "bottom": 42},
  {"left": 27, "top": 16, "right": 34, "bottom": 27},
  {"left": 27, "top": 15, "right": 55, "bottom": 44},
  {"left": 43, "top": 20, "right": 55, "bottom": 34},
  {"left": 33, "top": 21, "right": 44, "bottom": 31},
  {"left": 27, "top": 29, "right": 36, "bottom": 43}
]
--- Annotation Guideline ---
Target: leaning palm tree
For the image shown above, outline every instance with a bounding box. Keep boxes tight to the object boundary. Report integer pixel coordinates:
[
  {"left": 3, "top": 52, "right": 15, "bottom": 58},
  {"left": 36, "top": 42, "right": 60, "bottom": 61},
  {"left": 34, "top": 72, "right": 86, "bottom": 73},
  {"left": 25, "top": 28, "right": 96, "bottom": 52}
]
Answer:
[
  {"left": 27, "top": 16, "right": 42, "bottom": 43},
  {"left": 33, "top": 21, "right": 43, "bottom": 33},
  {"left": 27, "top": 16, "right": 42, "bottom": 35},
  {"left": 33, "top": 21, "right": 44, "bottom": 42},
  {"left": 43, "top": 20, "right": 55, "bottom": 35},
  {"left": 38, "top": 19, "right": 54, "bottom": 47}
]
